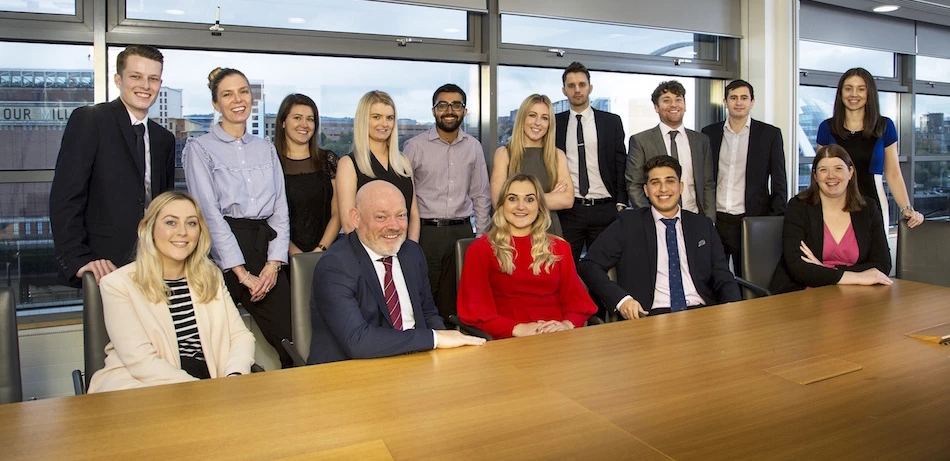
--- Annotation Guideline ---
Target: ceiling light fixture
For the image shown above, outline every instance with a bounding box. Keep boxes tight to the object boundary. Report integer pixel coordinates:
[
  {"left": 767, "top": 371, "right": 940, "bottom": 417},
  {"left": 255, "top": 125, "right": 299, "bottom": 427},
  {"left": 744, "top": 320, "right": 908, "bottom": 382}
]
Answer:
[
  {"left": 165, "top": 9, "right": 185, "bottom": 15},
  {"left": 288, "top": 17, "right": 306, "bottom": 24},
  {"left": 873, "top": 5, "right": 900, "bottom": 12}
]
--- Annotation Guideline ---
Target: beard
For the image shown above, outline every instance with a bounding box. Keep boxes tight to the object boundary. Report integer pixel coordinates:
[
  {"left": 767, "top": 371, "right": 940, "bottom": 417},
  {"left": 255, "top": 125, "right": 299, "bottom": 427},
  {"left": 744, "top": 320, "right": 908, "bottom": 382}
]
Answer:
[{"left": 436, "top": 114, "right": 464, "bottom": 133}]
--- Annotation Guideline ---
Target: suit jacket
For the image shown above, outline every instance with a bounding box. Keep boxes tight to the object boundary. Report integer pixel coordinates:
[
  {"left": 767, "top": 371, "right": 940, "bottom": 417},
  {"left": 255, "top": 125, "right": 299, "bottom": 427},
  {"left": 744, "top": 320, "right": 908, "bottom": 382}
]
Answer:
[
  {"left": 701, "top": 119, "right": 788, "bottom": 217},
  {"left": 88, "top": 264, "right": 256, "bottom": 393},
  {"left": 768, "top": 196, "right": 891, "bottom": 294},
  {"left": 625, "top": 125, "right": 716, "bottom": 220},
  {"left": 50, "top": 98, "right": 176, "bottom": 287},
  {"left": 308, "top": 232, "right": 447, "bottom": 365},
  {"left": 555, "top": 108, "right": 628, "bottom": 204},
  {"left": 578, "top": 207, "right": 740, "bottom": 313}
]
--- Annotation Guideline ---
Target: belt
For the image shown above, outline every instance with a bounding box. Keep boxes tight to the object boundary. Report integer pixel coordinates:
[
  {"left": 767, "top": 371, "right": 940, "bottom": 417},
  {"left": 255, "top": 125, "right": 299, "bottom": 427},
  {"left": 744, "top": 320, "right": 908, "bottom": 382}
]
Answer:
[
  {"left": 421, "top": 217, "right": 470, "bottom": 227},
  {"left": 574, "top": 197, "right": 613, "bottom": 207}
]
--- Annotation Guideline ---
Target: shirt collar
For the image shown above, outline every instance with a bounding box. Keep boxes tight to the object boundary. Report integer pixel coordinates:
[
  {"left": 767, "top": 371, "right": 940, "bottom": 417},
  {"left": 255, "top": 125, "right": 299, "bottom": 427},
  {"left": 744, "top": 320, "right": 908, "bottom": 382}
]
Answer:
[
  {"left": 360, "top": 238, "right": 399, "bottom": 261},
  {"left": 570, "top": 105, "right": 594, "bottom": 119},
  {"left": 211, "top": 122, "right": 254, "bottom": 144},
  {"left": 426, "top": 125, "right": 470, "bottom": 145},
  {"left": 723, "top": 117, "right": 752, "bottom": 135},
  {"left": 651, "top": 206, "right": 682, "bottom": 223},
  {"left": 127, "top": 110, "right": 147, "bottom": 127},
  {"left": 659, "top": 122, "right": 684, "bottom": 136}
]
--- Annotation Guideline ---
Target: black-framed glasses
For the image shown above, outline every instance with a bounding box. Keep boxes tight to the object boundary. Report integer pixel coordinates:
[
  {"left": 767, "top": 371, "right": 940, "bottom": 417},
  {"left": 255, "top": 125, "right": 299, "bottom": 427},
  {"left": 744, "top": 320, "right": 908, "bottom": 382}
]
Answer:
[{"left": 433, "top": 101, "right": 465, "bottom": 112}]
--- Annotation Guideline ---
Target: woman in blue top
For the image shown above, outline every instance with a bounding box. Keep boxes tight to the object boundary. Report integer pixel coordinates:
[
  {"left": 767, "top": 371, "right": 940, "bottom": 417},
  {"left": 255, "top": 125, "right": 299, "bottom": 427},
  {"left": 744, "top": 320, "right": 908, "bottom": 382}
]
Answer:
[
  {"left": 816, "top": 67, "right": 924, "bottom": 230},
  {"left": 183, "top": 67, "right": 293, "bottom": 369}
]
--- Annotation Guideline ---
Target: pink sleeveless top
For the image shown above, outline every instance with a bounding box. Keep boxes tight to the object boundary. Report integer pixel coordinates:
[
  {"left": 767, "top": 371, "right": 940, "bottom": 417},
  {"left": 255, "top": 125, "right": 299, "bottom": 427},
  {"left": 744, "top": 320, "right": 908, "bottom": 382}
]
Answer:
[{"left": 822, "top": 222, "right": 859, "bottom": 268}]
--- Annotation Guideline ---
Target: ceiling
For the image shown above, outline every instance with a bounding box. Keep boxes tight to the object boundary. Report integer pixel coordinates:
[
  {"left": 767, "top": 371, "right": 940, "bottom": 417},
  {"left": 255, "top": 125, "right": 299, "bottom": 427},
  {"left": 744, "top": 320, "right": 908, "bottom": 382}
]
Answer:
[{"left": 810, "top": 0, "right": 950, "bottom": 28}]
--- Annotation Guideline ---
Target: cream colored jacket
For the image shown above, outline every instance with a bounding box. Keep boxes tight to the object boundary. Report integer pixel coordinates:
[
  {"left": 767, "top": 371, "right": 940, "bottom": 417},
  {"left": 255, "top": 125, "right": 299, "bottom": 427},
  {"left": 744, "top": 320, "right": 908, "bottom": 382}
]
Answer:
[{"left": 88, "top": 264, "right": 255, "bottom": 393}]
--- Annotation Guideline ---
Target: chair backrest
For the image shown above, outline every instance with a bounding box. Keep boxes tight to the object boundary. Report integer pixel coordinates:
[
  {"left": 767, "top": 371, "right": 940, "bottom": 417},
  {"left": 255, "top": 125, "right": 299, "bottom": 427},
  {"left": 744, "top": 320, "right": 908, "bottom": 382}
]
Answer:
[
  {"left": 740, "top": 216, "right": 785, "bottom": 299},
  {"left": 0, "top": 287, "right": 23, "bottom": 404},
  {"left": 455, "top": 238, "right": 476, "bottom": 288},
  {"left": 290, "top": 252, "right": 324, "bottom": 363},
  {"left": 897, "top": 219, "right": 950, "bottom": 287},
  {"left": 82, "top": 271, "right": 109, "bottom": 388}
]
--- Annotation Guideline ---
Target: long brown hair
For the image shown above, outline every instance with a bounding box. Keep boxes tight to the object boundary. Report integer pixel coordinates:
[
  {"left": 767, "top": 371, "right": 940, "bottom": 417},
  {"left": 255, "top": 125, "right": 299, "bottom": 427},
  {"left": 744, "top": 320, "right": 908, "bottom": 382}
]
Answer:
[
  {"left": 487, "top": 174, "right": 560, "bottom": 275},
  {"left": 507, "top": 94, "right": 558, "bottom": 192},
  {"left": 797, "top": 145, "right": 866, "bottom": 212},
  {"left": 274, "top": 93, "right": 329, "bottom": 174},
  {"left": 830, "top": 67, "right": 885, "bottom": 139}
]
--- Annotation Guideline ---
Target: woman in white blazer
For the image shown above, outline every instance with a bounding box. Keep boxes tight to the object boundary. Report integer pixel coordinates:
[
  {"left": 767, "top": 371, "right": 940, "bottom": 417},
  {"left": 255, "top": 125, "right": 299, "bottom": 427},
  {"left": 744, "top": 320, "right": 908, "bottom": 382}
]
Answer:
[{"left": 89, "top": 191, "right": 255, "bottom": 393}]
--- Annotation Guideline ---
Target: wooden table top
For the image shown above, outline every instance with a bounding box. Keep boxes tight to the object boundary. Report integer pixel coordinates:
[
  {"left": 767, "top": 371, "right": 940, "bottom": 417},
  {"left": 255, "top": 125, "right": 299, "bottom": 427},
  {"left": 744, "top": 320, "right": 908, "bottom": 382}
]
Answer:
[{"left": 2, "top": 280, "right": 949, "bottom": 460}]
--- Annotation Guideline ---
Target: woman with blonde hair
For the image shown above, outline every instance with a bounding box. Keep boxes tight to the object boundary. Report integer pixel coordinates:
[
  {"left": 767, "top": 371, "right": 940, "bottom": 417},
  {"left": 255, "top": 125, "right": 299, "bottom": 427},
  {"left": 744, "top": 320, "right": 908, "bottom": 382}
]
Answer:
[
  {"left": 183, "top": 67, "right": 293, "bottom": 368},
  {"left": 88, "top": 191, "right": 255, "bottom": 392},
  {"left": 490, "top": 94, "right": 574, "bottom": 237},
  {"left": 457, "top": 174, "right": 597, "bottom": 339},
  {"left": 337, "top": 90, "right": 420, "bottom": 240}
]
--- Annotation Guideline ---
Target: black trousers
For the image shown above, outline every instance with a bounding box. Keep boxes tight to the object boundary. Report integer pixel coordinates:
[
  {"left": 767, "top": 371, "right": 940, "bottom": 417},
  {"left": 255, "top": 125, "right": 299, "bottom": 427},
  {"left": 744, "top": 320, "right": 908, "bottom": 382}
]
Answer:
[
  {"left": 715, "top": 212, "right": 744, "bottom": 278},
  {"left": 558, "top": 201, "right": 619, "bottom": 263},
  {"left": 419, "top": 222, "right": 474, "bottom": 322},
  {"left": 223, "top": 218, "right": 293, "bottom": 369}
]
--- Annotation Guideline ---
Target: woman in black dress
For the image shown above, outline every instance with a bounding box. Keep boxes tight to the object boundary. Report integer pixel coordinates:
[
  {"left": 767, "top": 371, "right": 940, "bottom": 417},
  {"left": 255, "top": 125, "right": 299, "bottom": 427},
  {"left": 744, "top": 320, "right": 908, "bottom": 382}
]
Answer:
[{"left": 275, "top": 94, "right": 340, "bottom": 255}]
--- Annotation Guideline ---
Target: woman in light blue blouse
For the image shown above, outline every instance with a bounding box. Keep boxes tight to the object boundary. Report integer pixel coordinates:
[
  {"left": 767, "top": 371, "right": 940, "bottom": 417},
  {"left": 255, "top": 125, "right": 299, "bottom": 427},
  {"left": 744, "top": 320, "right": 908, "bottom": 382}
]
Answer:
[{"left": 183, "top": 67, "right": 292, "bottom": 369}]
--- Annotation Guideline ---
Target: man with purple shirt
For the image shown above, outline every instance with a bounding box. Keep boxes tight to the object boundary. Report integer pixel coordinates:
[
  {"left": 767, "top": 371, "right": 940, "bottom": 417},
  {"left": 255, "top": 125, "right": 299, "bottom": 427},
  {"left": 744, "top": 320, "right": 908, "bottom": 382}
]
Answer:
[{"left": 404, "top": 84, "right": 491, "bottom": 322}]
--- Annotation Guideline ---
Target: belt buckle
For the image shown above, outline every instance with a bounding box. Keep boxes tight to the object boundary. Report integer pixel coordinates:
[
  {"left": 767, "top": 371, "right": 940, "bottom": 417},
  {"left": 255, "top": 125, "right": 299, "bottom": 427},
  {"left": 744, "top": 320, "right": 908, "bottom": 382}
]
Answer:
[{"left": 581, "top": 198, "right": 596, "bottom": 207}]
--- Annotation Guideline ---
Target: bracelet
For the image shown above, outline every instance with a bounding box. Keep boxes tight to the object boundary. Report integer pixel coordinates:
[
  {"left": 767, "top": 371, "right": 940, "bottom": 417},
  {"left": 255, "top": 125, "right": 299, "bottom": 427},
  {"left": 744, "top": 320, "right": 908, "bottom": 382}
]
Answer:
[
  {"left": 317, "top": 244, "right": 327, "bottom": 251},
  {"left": 267, "top": 261, "right": 281, "bottom": 272},
  {"left": 899, "top": 205, "right": 915, "bottom": 214},
  {"left": 239, "top": 272, "right": 251, "bottom": 285}
]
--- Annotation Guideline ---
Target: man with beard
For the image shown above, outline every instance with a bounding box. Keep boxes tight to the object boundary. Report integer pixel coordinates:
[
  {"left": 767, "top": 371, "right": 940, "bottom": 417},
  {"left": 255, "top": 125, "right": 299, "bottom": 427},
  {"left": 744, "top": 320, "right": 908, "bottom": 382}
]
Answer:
[
  {"left": 307, "top": 180, "right": 485, "bottom": 365},
  {"left": 404, "top": 84, "right": 491, "bottom": 322},
  {"left": 554, "top": 62, "right": 628, "bottom": 262}
]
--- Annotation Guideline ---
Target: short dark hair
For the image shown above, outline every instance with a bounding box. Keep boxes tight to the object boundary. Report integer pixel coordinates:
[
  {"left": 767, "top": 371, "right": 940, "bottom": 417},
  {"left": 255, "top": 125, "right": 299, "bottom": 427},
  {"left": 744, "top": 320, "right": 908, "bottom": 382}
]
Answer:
[
  {"left": 562, "top": 62, "right": 591, "bottom": 85},
  {"left": 643, "top": 155, "right": 682, "bottom": 181},
  {"left": 724, "top": 79, "right": 755, "bottom": 100},
  {"left": 651, "top": 80, "right": 686, "bottom": 105},
  {"left": 432, "top": 84, "right": 466, "bottom": 106},
  {"left": 116, "top": 45, "right": 164, "bottom": 75},
  {"left": 207, "top": 67, "right": 248, "bottom": 103}
]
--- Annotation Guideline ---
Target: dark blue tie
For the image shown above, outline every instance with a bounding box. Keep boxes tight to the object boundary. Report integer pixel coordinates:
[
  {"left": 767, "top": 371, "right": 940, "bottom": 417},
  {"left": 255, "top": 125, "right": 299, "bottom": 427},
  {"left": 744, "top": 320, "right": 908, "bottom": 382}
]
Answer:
[{"left": 661, "top": 218, "right": 687, "bottom": 312}]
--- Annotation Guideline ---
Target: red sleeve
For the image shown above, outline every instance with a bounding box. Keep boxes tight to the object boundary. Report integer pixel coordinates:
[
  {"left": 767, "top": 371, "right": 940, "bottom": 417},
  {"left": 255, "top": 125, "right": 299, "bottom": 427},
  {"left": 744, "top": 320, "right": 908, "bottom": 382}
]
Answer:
[
  {"left": 457, "top": 237, "right": 518, "bottom": 339},
  {"left": 555, "top": 238, "right": 598, "bottom": 327}
]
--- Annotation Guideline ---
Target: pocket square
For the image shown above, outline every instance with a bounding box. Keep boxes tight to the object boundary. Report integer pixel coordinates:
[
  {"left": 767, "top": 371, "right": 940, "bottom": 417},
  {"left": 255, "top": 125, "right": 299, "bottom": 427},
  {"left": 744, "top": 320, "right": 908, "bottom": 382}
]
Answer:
[{"left": 698, "top": 239, "right": 706, "bottom": 247}]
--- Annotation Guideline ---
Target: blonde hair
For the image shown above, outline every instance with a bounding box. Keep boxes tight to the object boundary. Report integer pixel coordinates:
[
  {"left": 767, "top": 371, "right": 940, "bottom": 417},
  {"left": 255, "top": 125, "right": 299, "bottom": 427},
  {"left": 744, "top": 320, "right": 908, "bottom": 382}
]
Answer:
[
  {"left": 508, "top": 94, "right": 558, "bottom": 191},
  {"left": 488, "top": 174, "right": 561, "bottom": 275},
  {"left": 131, "top": 191, "right": 223, "bottom": 305},
  {"left": 352, "top": 90, "right": 411, "bottom": 179}
]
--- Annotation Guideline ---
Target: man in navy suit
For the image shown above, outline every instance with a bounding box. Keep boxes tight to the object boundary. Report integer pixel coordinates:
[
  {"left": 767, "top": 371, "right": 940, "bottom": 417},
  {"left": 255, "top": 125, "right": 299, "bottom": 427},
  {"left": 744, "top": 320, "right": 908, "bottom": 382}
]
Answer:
[
  {"left": 701, "top": 80, "right": 787, "bottom": 277},
  {"left": 554, "top": 62, "right": 628, "bottom": 262},
  {"left": 50, "top": 45, "right": 176, "bottom": 287},
  {"left": 579, "top": 156, "right": 740, "bottom": 319},
  {"left": 308, "top": 180, "right": 485, "bottom": 365}
]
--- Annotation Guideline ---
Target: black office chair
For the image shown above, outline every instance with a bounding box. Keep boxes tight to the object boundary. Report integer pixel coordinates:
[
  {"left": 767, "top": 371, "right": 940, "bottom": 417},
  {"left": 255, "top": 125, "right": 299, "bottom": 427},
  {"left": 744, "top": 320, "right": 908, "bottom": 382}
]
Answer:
[
  {"left": 72, "top": 271, "right": 109, "bottom": 395},
  {"left": 282, "top": 252, "right": 324, "bottom": 367},
  {"left": 736, "top": 216, "right": 785, "bottom": 299},
  {"left": 449, "top": 237, "right": 602, "bottom": 340},
  {"left": 896, "top": 219, "right": 950, "bottom": 287},
  {"left": 1, "top": 287, "right": 23, "bottom": 404}
]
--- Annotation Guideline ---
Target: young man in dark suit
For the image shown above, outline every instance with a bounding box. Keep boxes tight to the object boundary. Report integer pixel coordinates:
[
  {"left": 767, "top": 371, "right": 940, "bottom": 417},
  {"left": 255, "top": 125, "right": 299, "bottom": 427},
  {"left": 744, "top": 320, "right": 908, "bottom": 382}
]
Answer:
[
  {"left": 701, "top": 80, "right": 787, "bottom": 277},
  {"left": 626, "top": 80, "right": 716, "bottom": 221},
  {"left": 579, "top": 156, "right": 740, "bottom": 319},
  {"left": 308, "top": 180, "right": 484, "bottom": 365},
  {"left": 50, "top": 45, "right": 176, "bottom": 287},
  {"left": 554, "top": 62, "right": 628, "bottom": 262}
]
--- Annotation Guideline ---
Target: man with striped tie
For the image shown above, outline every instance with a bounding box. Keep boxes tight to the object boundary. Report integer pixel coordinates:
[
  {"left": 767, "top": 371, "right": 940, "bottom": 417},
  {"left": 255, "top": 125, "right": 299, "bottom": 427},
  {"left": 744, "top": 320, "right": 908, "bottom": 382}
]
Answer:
[
  {"left": 308, "top": 180, "right": 485, "bottom": 365},
  {"left": 578, "top": 156, "right": 740, "bottom": 319}
]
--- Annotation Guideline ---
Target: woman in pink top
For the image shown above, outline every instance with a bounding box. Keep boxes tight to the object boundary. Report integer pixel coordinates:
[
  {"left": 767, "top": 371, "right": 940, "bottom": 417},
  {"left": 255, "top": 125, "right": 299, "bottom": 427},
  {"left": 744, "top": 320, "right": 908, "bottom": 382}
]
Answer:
[{"left": 769, "top": 145, "right": 892, "bottom": 293}]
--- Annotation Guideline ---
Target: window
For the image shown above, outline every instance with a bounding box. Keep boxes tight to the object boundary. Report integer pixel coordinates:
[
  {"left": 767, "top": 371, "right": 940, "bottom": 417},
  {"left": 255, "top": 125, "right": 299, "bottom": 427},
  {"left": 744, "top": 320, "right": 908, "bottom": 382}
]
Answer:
[
  {"left": 916, "top": 55, "right": 950, "bottom": 84},
  {"left": 125, "top": 0, "right": 468, "bottom": 40},
  {"left": 799, "top": 41, "right": 895, "bottom": 77},
  {"left": 501, "top": 15, "right": 718, "bottom": 59},
  {"left": 914, "top": 94, "right": 950, "bottom": 219},
  {"left": 497, "top": 66, "right": 696, "bottom": 146},
  {"left": 0, "top": 0, "right": 75, "bottom": 15}
]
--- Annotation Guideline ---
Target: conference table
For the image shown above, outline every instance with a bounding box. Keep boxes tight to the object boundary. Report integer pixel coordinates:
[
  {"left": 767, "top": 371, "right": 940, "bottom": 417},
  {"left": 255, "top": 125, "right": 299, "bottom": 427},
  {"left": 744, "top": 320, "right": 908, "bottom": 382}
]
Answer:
[{"left": 2, "top": 280, "right": 949, "bottom": 460}]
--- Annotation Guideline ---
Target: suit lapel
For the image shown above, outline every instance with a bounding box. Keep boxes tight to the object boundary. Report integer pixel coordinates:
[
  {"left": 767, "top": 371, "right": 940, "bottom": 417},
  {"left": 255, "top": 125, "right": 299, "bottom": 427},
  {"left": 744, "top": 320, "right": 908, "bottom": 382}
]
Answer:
[
  {"left": 555, "top": 111, "right": 568, "bottom": 151},
  {"left": 147, "top": 119, "right": 166, "bottom": 192},
  {"left": 191, "top": 298, "right": 215, "bottom": 377},
  {"left": 650, "top": 126, "right": 666, "bottom": 157},
  {"left": 642, "top": 210, "right": 658, "bottom": 290},
  {"left": 112, "top": 99, "right": 145, "bottom": 179},
  {"left": 681, "top": 214, "right": 703, "bottom": 288},
  {"left": 745, "top": 120, "right": 764, "bottom": 198},
  {"left": 397, "top": 246, "right": 426, "bottom": 326},
  {"left": 348, "top": 234, "right": 391, "bottom": 324},
  {"left": 708, "top": 122, "right": 724, "bottom": 176},
  {"left": 686, "top": 131, "right": 704, "bottom": 200}
]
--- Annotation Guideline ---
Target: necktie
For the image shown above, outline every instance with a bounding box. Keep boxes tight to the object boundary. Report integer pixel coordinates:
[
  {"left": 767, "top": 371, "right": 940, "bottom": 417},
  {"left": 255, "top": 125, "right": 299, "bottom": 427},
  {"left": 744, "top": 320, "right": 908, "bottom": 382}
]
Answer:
[
  {"left": 132, "top": 123, "right": 150, "bottom": 203},
  {"left": 576, "top": 114, "right": 589, "bottom": 197},
  {"left": 379, "top": 257, "right": 404, "bottom": 331},
  {"left": 668, "top": 130, "right": 679, "bottom": 160},
  {"left": 661, "top": 218, "right": 687, "bottom": 312}
]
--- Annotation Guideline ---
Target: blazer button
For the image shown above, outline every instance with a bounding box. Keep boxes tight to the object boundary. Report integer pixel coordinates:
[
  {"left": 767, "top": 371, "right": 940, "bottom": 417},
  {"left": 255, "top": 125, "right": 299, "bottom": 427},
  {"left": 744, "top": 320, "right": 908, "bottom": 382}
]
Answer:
[{"left": 139, "top": 199, "right": 145, "bottom": 206}]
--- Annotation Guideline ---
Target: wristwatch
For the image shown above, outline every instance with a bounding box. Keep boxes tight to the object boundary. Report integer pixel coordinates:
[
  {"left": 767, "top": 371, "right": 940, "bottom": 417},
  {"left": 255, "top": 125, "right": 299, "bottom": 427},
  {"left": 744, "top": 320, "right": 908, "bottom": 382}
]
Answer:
[{"left": 899, "top": 204, "right": 915, "bottom": 214}]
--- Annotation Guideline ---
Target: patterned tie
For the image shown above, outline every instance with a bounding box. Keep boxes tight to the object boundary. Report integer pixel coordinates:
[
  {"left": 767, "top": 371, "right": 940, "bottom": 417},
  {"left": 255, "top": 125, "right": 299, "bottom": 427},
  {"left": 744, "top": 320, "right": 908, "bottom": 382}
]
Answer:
[
  {"left": 132, "top": 123, "right": 151, "bottom": 204},
  {"left": 668, "top": 130, "right": 679, "bottom": 160},
  {"left": 661, "top": 218, "right": 687, "bottom": 312},
  {"left": 576, "top": 114, "right": 589, "bottom": 197},
  {"left": 379, "top": 257, "right": 404, "bottom": 331}
]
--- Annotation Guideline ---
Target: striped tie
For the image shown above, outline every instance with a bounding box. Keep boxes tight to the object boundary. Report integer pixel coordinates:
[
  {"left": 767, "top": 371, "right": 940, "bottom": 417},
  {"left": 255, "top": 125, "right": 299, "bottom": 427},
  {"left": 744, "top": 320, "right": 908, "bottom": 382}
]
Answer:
[{"left": 379, "top": 257, "right": 404, "bottom": 331}]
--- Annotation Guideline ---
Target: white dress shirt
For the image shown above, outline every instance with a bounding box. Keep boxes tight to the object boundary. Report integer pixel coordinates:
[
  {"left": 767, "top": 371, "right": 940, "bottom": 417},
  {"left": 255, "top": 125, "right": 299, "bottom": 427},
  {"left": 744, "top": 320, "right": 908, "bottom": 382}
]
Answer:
[
  {"left": 716, "top": 117, "right": 751, "bottom": 215},
  {"left": 127, "top": 111, "right": 151, "bottom": 202},
  {"left": 649, "top": 207, "right": 703, "bottom": 309},
  {"left": 658, "top": 123, "right": 698, "bottom": 214},
  {"left": 361, "top": 242, "right": 439, "bottom": 347},
  {"left": 565, "top": 106, "right": 610, "bottom": 199}
]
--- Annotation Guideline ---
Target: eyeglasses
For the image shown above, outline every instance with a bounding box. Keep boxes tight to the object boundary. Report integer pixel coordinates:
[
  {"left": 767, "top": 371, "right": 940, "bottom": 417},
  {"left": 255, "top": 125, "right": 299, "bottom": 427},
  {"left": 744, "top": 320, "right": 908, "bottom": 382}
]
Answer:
[{"left": 433, "top": 101, "right": 465, "bottom": 112}]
